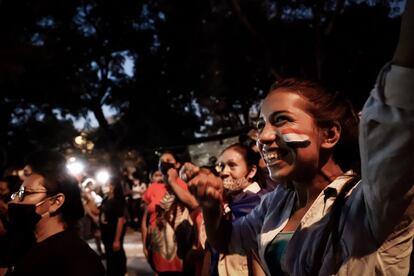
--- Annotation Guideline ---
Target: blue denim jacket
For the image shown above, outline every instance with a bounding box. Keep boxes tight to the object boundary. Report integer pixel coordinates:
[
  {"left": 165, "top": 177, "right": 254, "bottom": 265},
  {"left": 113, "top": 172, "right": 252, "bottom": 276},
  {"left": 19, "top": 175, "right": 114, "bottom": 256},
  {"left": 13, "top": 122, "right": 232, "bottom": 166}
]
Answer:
[{"left": 230, "top": 64, "right": 414, "bottom": 275}]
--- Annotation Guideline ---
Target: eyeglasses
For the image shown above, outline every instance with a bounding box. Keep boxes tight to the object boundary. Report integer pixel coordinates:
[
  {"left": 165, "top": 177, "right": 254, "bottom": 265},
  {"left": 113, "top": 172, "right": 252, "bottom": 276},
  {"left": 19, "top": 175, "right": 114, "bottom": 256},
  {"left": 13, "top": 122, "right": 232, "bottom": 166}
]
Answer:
[{"left": 11, "top": 186, "right": 48, "bottom": 202}]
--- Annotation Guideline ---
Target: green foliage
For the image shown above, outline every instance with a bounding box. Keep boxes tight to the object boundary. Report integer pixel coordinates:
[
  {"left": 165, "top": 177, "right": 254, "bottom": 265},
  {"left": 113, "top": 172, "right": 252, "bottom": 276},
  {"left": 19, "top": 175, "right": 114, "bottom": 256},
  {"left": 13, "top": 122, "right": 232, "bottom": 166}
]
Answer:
[{"left": 0, "top": 0, "right": 402, "bottom": 169}]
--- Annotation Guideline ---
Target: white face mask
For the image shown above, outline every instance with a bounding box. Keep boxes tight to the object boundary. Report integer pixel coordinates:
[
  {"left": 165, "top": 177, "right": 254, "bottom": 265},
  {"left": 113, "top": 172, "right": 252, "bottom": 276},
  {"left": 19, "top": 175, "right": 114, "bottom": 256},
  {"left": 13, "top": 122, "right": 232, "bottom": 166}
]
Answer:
[{"left": 223, "top": 176, "right": 250, "bottom": 191}]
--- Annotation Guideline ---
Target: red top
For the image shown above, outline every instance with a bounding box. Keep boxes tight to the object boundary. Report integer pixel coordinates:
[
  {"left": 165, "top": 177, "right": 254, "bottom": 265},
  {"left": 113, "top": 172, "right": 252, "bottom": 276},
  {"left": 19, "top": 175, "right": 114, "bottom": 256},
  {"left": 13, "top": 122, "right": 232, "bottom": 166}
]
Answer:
[{"left": 143, "top": 179, "right": 189, "bottom": 272}]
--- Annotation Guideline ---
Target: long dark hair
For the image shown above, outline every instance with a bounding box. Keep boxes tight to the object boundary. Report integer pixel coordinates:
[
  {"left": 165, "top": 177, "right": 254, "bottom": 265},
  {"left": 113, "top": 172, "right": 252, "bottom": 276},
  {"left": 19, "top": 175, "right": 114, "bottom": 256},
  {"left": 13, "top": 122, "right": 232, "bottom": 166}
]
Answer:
[{"left": 109, "top": 173, "right": 126, "bottom": 204}]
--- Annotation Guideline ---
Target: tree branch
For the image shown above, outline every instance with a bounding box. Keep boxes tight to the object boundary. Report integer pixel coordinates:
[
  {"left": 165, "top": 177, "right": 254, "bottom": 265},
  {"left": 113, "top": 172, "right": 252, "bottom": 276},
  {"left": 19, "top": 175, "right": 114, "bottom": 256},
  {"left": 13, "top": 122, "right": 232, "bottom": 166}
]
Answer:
[{"left": 228, "top": 0, "right": 283, "bottom": 80}]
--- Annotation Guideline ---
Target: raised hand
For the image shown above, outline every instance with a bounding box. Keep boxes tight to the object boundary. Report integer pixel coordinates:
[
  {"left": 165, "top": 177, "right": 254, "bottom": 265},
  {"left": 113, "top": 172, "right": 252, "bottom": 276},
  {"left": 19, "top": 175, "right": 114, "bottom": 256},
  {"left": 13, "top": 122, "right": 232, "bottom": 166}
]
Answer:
[
  {"left": 188, "top": 170, "right": 224, "bottom": 209},
  {"left": 165, "top": 165, "right": 179, "bottom": 185},
  {"left": 179, "top": 162, "right": 200, "bottom": 182}
]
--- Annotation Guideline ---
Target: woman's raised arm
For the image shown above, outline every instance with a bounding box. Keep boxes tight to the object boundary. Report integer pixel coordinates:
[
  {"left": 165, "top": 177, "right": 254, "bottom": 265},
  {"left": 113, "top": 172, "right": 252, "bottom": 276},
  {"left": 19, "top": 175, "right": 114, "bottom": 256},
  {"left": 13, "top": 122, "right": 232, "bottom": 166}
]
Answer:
[{"left": 361, "top": 0, "right": 414, "bottom": 242}]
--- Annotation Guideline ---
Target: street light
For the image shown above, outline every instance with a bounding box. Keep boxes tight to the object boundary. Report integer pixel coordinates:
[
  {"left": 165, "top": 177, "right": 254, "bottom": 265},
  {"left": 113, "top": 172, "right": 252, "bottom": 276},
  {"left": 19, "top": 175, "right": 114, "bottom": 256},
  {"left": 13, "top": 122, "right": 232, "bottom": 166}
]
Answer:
[
  {"left": 96, "top": 169, "right": 110, "bottom": 184},
  {"left": 74, "top": 135, "right": 86, "bottom": 146},
  {"left": 67, "top": 158, "right": 85, "bottom": 176}
]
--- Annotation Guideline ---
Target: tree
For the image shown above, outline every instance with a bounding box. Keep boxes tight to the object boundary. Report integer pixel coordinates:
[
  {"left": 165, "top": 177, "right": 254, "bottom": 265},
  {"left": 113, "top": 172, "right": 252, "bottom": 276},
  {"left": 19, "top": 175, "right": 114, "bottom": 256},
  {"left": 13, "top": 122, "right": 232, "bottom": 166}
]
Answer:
[{"left": 0, "top": 0, "right": 403, "bottom": 171}]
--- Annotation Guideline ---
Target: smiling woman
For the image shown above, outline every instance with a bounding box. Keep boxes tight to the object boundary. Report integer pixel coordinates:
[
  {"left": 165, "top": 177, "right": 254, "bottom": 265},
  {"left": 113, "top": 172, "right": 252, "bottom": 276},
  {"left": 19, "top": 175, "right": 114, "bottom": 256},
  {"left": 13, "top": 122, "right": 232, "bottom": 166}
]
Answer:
[
  {"left": 210, "top": 143, "right": 266, "bottom": 275},
  {"left": 253, "top": 79, "right": 360, "bottom": 275},
  {"left": 256, "top": 79, "right": 359, "bottom": 184},
  {"left": 189, "top": 2, "right": 414, "bottom": 275}
]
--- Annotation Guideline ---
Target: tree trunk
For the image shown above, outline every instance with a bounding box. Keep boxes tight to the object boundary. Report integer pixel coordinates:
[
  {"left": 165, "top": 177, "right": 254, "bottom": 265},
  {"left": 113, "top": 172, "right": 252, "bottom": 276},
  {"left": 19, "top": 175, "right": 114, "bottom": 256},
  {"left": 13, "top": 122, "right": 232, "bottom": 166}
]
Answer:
[{"left": 91, "top": 102, "right": 113, "bottom": 149}]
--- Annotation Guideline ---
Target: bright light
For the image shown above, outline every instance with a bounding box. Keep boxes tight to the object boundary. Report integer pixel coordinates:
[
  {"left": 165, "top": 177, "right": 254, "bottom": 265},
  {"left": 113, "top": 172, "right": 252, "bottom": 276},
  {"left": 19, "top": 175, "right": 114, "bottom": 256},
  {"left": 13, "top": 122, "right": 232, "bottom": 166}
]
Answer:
[
  {"left": 96, "top": 170, "right": 110, "bottom": 184},
  {"left": 86, "top": 141, "right": 94, "bottom": 150},
  {"left": 67, "top": 161, "right": 84, "bottom": 175},
  {"left": 74, "top": 136, "right": 86, "bottom": 145}
]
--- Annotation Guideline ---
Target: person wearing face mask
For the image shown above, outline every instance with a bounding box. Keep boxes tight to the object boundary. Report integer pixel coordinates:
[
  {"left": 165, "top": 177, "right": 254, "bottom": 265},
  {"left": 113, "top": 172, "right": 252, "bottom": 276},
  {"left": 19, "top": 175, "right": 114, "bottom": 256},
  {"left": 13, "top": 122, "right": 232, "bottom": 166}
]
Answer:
[
  {"left": 0, "top": 176, "right": 21, "bottom": 275},
  {"left": 142, "top": 152, "right": 199, "bottom": 275},
  {"left": 141, "top": 170, "right": 163, "bottom": 272},
  {"left": 215, "top": 143, "right": 265, "bottom": 222},
  {"left": 82, "top": 179, "right": 104, "bottom": 257},
  {"left": 0, "top": 176, "right": 21, "bottom": 234},
  {"left": 0, "top": 151, "right": 68, "bottom": 272},
  {"left": 190, "top": 3, "right": 414, "bottom": 275},
  {"left": 206, "top": 143, "right": 266, "bottom": 276},
  {"left": 4, "top": 150, "right": 105, "bottom": 276},
  {"left": 99, "top": 174, "right": 127, "bottom": 276}
]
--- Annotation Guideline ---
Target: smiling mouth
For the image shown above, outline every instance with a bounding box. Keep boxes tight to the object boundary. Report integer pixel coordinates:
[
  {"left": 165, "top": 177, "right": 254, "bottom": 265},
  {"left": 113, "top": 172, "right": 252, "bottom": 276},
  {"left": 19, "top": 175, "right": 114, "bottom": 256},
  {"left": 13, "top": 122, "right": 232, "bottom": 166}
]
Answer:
[{"left": 262, "top": 148, "right": 287, "bottom": 165}]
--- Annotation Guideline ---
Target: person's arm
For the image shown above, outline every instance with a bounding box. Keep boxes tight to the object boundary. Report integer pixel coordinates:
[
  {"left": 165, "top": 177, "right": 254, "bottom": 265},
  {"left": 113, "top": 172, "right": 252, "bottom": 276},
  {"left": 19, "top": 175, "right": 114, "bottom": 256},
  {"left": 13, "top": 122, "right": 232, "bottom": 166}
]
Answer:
[
  {"left": 393, "top": 0, "right": 414, "bottom": 67},
  {"left": 112, "top": 216, "right": 126, "bottom": 251},
  {"left": 121, "top": 179, "right": 133, "bottom": 198},
  {"left": 202, "top": 203, "right": 232, "bottom": 253},
  {"left": 189, "top": 172, "right": 231, "bottom": 253},
  {"left": 166, "top": 168, "right": 199, "bottom": 209},
  {"left": 361, "top": 1, "right": 414, "bottom": 242},
  {"left": 112, "top": 200, "right": 127, "bottom": 251},
  {"left": 84, "top": 201, "right": 99, "bottom": 224},
  {"left": 141, "top": 207, "right": 149, "bottom": 258}
]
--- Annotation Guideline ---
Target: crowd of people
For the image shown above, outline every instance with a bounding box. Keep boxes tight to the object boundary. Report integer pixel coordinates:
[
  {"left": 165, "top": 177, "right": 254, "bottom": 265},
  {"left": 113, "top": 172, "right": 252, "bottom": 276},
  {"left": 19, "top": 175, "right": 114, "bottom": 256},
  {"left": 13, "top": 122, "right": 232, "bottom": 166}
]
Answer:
[{"left": 0, "top": 1, "right": 413, "bottom": 275}]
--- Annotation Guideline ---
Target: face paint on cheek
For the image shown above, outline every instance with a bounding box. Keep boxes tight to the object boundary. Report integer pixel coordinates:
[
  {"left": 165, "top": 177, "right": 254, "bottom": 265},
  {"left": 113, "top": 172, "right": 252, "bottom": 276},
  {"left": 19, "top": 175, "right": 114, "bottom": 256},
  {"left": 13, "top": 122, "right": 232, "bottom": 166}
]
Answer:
[{"left": 279, "top": 129, "right": 310, "bottom": 147}]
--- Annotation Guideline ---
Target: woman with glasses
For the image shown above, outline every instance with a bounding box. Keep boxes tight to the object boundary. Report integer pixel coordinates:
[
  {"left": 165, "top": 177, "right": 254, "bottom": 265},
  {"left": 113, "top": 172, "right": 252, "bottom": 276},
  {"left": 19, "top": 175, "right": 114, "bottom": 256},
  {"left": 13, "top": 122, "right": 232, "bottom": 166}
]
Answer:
[{"left": 4, "top": 151, "right": 105, "bottom": 276}]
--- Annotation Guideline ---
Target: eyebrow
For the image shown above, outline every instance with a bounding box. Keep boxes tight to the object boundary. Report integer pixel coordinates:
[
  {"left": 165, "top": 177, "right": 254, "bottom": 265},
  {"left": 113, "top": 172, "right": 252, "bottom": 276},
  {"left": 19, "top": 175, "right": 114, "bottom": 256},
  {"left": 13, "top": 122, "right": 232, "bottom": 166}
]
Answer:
[
  {"left": 268, "top": 110, "right": 293, "bottom": 120},
  {"left": 260, "top": 110, "right": 289, "bottom": 119},
  {"left": 269, "top": 110, "right": 290, "bottom": 116},
  {"left": 24, "top": 186, "right": 47, "bottom": 192},
  {"left": 219, "top": 159, "right": 237, "bottom": 165}
]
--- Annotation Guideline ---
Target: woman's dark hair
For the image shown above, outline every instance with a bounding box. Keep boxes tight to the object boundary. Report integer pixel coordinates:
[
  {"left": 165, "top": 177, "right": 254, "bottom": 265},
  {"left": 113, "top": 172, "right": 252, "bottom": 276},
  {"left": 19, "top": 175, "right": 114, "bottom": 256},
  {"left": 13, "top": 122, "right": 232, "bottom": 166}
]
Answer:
[
  {"left": 149, "top": 169, "right": 160, "bottom": 179},
  {"left": 239, "top": 133, "right": 256, "bottom": 148},
  {"left": 26, "top": 150, "right": 84, "bottom": 228},
  {"left": 1, "top": 175, "right": 21, "bottom": 195},
  {"left": 221, "top": 143, "right": 265, "bottom": 187},
  {"left": 44, "top": 174, "right": 85, "bottom": 227},
  {"left": 159, "top": 150, "right": 181, "bottom": 164},
  {"left": 25, "top": 150, "right": 67, "bottom": 175},
  {"left": 109, "top": 173, "right": 126, "bottom": 204},
  {"left": 270, "top": 78, "right": 360, "bottom": 174}
]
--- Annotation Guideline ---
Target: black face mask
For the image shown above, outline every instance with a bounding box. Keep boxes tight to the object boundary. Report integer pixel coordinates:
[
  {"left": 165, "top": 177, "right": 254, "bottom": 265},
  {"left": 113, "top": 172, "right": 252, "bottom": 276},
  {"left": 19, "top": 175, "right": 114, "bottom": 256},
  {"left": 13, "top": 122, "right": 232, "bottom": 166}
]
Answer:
[
  {"left": 8, "top": 203, "right": 42, "bottom": 231},
  {"left": 158, "top": 162, "right": 176, "bottom": 176}
]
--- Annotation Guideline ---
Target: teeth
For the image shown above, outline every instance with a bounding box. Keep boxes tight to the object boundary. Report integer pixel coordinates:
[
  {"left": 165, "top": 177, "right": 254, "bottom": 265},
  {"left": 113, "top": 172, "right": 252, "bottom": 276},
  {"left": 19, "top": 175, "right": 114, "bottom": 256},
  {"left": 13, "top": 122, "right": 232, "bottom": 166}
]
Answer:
[{"left": 263, "top": 151, "right": 279, "bottom": 162}]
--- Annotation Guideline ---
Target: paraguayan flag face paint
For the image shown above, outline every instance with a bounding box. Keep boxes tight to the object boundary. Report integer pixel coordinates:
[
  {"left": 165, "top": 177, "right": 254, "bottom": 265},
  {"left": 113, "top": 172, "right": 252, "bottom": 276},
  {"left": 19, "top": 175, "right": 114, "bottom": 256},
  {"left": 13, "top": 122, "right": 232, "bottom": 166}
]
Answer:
[
  {"left": 279, "top": 128, "right": 310, "bottom": 147},
  {"left": 256, "top": 128, "right": 310, "bottom": 169}
]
